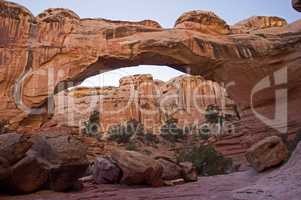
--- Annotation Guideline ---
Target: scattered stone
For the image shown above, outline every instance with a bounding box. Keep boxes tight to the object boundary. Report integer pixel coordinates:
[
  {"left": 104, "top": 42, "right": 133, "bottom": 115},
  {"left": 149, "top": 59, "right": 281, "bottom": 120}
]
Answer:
[
  {"left": 7, "top": 152, "right": 48, "bottom": 194},
  {"left": 79, "top": 175, "right": 93, "bottom": 183},
  {"left": 33, "top": 128, "right": 89, "bottom": 192},
  {"left": 246, "top": 136, "right": 288, "bottom": 172},
  {"left": 111, "top": 150, "right": 164, "bottom": 187},
  {"left": 164, "top": 178, "right": 185, "bottom": 186},
  {"left": 0, "top": 128, "right": 89, "bottom": 194},
  {"left": 233, "top": 142, "right": 301, "bottom": 200},
  {"left": 179, "top": 162, "right": 198, "bottom": 182},
  {"left": 156, "top": 157, "right": 182, "bottom": 181},
  {"left": 93, "top": 156, "right": 122, "bottom": 184}
]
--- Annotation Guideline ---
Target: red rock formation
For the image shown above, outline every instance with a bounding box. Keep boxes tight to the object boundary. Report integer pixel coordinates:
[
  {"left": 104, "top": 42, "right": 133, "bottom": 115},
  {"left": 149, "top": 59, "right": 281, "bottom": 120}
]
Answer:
[
  {"left": 175, "top": 11, "right": 231, "bottom": 35},
  {"left": 49, "top": 75, "right": 235, "bottom": 133},
  {"left": 231, "top": 16, "right": 287, "bottom": 33},
  {"left": 0, "top": 0, "right": 300, "bottom": 158},
  {"left": 293, "top": 0, "right": 301, "bottom": 11}
]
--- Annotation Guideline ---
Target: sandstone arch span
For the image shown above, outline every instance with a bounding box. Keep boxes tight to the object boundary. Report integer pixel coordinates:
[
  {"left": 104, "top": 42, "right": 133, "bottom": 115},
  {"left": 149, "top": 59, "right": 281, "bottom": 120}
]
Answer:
[{"left": 0, "top": 0, "right": 301, "bottom": 137}]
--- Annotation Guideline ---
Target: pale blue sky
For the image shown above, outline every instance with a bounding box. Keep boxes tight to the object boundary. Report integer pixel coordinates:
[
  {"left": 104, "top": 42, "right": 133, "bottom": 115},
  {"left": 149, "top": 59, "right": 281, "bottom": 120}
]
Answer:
[
  {"left": 11, "top": 0, "right": 300, "bottom": 87},
  {"left": 80, "top": 66, "right": 185, "bottom": 87}
]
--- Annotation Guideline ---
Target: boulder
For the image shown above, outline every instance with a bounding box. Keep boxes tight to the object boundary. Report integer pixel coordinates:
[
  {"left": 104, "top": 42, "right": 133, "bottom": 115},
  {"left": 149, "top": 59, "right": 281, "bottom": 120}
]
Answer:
[
  {"left": 179, "top": 162, "right": 198, "bottom": 182},
  {"left": 246, "top": 136, "right": 288, "bottom": 172},
  {"left": 0, "top": 133, "right": 32, "bottom": 167},
  {"left": 293, "top": 0, "right": 301, "bottom": 12},
  {"left": 156, "top": 157, "right": 182, "bottom": 181},
  {"left": 0, "top": 133, "right": 32, "bottom": 182},
  {"left": 0, "top": 128, "right": 89, "bottom": 194},
  {"left": 111, "top": 150, "right": 164, "bottom": 187},
  {"left": 93, "top": 156, "right": 122, "bottom": 184},
  {"left": 32, "top": 128, "right": 89, "bottom": 192},
  {"left": 175, "top": 10, "right": 230, "bottom": 35},
  {"left": 7, "top": 152, "right": 48, "bottom": 193},
  {"left": 233, "top": 142, "right": 301, "bottom": 200}
]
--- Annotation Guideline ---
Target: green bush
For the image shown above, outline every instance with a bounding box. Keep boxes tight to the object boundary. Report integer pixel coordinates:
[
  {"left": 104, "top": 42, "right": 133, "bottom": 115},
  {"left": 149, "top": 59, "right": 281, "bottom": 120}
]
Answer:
[
  {"left": 144, "top": 132, "right": 159, "bottom": 144},
  {"left": 281, "top": 131, "right": 301, "bottom": 156},
  {"left": 204, "top": 105, "right": 224, "bottom": 125},
  {"left": 198, "top": 124, "right": 210, "bottom": 140},
  {"left": 205, "top": 105, "right": 220, "bottom": 124},
  {"left": 107, "top": 119, "right": 144, "bottom": 144},
  {"left": 0, "top": 120, "right": 8, "bottom": 135},
  {"left": 176, "top": 145, "right": 233, "bottom": 176},
  {"left": 84, "top": 110, "right": 101, "bottom": 137},
  {"left": 125, "top": 142, "right": 138, "bottom": 151},
  {"left": 160, "top": 118, "right": 185, "bottom": 142}
]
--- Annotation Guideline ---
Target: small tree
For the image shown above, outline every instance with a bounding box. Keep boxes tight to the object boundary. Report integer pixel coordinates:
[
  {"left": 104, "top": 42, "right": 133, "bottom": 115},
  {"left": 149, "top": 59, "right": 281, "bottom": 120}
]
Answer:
[
  {"left": 281, "top": 131, "right": 301, "bottom": 156},
  {"left": 143, "top": 132, "right": 159, "bottom": 144},
  {"left": 107, "top": 119, "right": 144, "bottom": 143},
  {"left": 176, "top": 144, "right": 233, "bottom": 176},
  {"left": 0, "top": 120, "right": 8, "bottom": 135},
  {"left": 204, "top": 105, "right": 221, "bottom": 124},
  {"left": 160, "top": 117, "right": 185, "bottom": 142},
  {"left": 198, "top": 124, "right": 210, "bottom": 140},
  {"left": 84, "top": 110, "right": 100, "bottom": 137}
]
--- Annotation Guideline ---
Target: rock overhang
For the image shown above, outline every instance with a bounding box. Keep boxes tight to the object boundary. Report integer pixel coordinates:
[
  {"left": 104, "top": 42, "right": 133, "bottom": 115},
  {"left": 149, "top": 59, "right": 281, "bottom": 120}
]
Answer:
[{"left": 0, "top": 0, "right": 301, "bottom": 132}]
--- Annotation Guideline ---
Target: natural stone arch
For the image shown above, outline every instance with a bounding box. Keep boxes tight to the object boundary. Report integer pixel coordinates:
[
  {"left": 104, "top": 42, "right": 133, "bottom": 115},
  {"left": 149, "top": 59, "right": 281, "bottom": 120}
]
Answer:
[{"left": 0, "top": 0, "right": 301, "bottom": 135}]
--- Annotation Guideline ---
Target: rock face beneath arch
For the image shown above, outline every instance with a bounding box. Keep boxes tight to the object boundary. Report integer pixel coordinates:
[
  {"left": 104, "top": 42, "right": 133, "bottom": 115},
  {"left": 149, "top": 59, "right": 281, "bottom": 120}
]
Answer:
[
  {"left": 0, "top": 0, "right": 301, "bottom": 152},
  {"left": 293, "top": 0, "right": 301, "bottom": 11},
  {"left": 48, "top": 75, "right": 236, "bottom": 133}
]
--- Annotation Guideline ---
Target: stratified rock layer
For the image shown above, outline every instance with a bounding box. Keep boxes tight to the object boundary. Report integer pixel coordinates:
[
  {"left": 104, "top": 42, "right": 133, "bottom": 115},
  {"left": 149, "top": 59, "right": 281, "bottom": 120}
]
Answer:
[
  {"left": 49, "top": 75, "right": 236, "bottom": 133},
  {"left": 175, "top": 10, "right": 230, "bottom": 35},
  {"left": 232, "top": 16, "right": 287, "bottom": 33}
]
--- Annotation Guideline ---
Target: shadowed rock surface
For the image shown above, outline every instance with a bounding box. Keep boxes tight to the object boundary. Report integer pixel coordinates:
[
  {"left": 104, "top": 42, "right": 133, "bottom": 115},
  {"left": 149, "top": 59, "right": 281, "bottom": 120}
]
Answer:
[
  {"left": 1, "top": 141, "right": 301, "bottom": 199},
  {"left": 92, "top": 156, "right": 122, "bottom": 184},
  {"left": 111, "top": 150, "right": 164, "bottom": 187},
  {"left": 0, "top": 128, "right": 89, "bottom": 194},
  {"left": 245, "top": 136, "right": 288, "bottom": 172},
  {"left": 233, "top": 142, "right": 301, "bottom": 200},
  {"left": 0, "top": 170, "right": 260, "bottom": 200}
]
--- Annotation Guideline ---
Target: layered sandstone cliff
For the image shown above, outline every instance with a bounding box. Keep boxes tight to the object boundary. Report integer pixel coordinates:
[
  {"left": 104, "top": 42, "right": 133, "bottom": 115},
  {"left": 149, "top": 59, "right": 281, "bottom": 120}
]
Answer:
[{"left": 48, "top": 75, "right": 236, "bottom": 133}]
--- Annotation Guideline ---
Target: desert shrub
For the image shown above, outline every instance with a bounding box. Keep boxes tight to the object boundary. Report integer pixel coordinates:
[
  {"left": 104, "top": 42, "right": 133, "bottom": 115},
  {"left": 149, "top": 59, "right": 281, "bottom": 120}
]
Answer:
[
  {"left": 204, "top": 105, "right": 225, "bottom": 125},
  {"left": 205, "top": 105, "right": 220, "bottom": 124},
  {"left": 84, "top": 110, "right": 101, "bottom": 137},
  {"left": 0, "top": 120, "right": 8, "bottom": 135},
  {"left": 144, "top": 132, "right": 159, "bottom": 144},
  {"left": 127, "top": 119, "right": 144, "bottom": 137},
  {"left": 176, "top": 145, "right": 233, "bottom": 176},
  {"left": 197, "top": 124, "right": 210, "bottom": 140},
  {"left": 125, "top": 142, "right": 138, "bottom": 151},
  {"left": 281, "top": 131, "right": 301, "bottom": 156},
  {"left": 107, "top": 119, "right": 144, "bottom": 143},
  {"left": 160, "top": 118, "right": 185, "bottom": 142}
]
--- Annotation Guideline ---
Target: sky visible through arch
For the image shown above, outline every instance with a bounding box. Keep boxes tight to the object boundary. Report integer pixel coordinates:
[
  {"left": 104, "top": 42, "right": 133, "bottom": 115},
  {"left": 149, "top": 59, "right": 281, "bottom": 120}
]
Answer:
[{"left": 11, "top": 0, "right": 300, "bottom": 87}]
